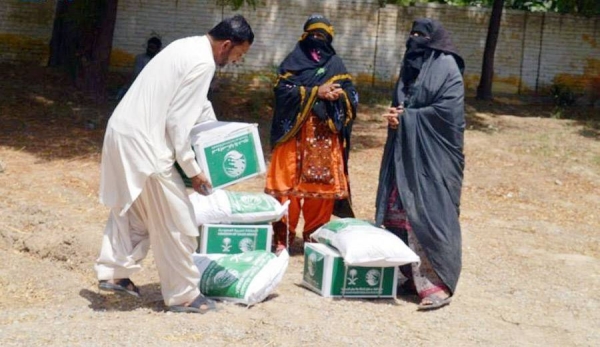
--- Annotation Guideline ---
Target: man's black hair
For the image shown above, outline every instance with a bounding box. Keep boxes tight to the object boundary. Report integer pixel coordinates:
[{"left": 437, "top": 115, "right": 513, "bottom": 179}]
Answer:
[
  {"left": 208, "top": 15, "right": 254, "bottom": 45},
  {"left": 147, "top": 36, "right": 162, "bottom": 47}
]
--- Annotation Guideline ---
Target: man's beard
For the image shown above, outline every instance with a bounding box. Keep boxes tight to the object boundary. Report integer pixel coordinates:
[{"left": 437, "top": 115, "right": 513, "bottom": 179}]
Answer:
[{"left": 217, "top": 47, "right": 233, "bottom": 67}]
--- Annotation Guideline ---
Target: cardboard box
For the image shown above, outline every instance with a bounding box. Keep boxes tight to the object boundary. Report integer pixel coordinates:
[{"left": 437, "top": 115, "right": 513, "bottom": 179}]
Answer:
[
  {"left": 197, "top": 224, "right": 273, "bottom": 254},
  {"left": 302, "top": 243, "right": 398, "bottom": 298},
  {"left": 190, "top": 121, "right": 266, "bottom": 189}
]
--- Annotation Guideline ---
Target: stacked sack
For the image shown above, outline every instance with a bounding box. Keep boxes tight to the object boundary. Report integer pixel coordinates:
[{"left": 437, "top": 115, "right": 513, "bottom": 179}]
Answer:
[
  {"left": 186, "top": 121, "right": 289, "bottom": 306},
  {"left": 301, "top": 218, "right": 420, "bottom": 298},
  {"left": 189, "top": 189, "right": 289, "bottom": 254}
]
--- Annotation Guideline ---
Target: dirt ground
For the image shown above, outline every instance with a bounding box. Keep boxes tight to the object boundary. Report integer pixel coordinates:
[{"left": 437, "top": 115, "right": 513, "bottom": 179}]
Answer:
[{"left": 0, "top": 65, "right": 599, "bottom": 346}]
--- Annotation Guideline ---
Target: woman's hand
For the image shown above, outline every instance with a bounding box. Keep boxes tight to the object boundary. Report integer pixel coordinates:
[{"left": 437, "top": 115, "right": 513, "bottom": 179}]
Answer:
[
  {"left": 318, "top": 83, "right": 342, "bottom": 101},
  {"left": 382, "top": 105, "right": 404, "bottom": 129}
]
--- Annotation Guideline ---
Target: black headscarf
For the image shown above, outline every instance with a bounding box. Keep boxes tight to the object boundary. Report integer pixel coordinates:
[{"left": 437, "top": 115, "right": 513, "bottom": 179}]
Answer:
[
  {"left": 278, "top": 15, "right": 336, "bottom": 73},
  {"left": 400, "top": 18, "right": 465, "bottom": 95}
]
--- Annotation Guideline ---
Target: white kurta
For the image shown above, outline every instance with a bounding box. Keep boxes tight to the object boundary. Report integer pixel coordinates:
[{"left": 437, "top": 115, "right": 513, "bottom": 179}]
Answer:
[{"left": 100, "top": 35, "right": 216, "bottom": 215}]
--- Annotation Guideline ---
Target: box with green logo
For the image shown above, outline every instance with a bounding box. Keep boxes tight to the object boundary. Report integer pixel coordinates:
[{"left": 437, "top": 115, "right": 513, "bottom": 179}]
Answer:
[
  {"left": 197, "top": 224, "right": 273, "bottom": 255},
  {"left": 302, "top": 243, "right": 398, "bottom": 298},
  {"left": 191, "top": 121, "right": 266, "bottom": 190}
]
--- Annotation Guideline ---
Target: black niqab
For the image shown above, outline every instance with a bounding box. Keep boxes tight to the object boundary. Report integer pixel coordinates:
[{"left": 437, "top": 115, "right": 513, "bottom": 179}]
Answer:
[
  {"left": 270, "top": 15, "right": 355, "bottom": 146},
  {"left": 400, "top": 18, "right": 465, "bottom": 95},
  {"left": 279, "top": 15, "right": 336, "bottom": 73}
]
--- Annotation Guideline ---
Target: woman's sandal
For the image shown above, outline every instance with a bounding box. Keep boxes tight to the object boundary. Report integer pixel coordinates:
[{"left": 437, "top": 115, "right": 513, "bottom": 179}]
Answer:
[
  {"left": 169, "top": 294, "right": 217, "bottom": 314},
  {"left": 417, "top": 294, "right": 452, "bottom": 311},
  {"left": 98, "top": 278, "right": 141, "bottom": 298}
]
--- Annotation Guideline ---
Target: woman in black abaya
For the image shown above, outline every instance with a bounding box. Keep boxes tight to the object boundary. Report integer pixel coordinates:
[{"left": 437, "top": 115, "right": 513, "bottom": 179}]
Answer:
[{"left": 375, "top": 18, "right": 466, "bottom": 311}]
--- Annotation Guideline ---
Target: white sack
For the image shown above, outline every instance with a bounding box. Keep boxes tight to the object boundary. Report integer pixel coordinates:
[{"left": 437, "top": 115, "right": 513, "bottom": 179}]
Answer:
[
  {"left": 310, "top": 218, "right": 420, "bottom": 267},
  {"left": 189, "top": 189, "right": 289, "bottom": 225}
]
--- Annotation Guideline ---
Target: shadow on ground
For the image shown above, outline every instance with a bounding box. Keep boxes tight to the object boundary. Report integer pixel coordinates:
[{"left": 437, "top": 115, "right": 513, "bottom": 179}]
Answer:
[
  {"left": 79, "top": 283, "right": 165, "bottom": 312},
  {"left": 1, "top": 63, "right": 597, "bottom": 164},
  {"left": 465, "top": 93, "right": 599, "bottom": 137}
]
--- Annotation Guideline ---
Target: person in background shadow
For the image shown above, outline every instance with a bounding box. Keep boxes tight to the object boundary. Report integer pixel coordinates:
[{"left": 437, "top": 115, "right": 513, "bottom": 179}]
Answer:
[
  {"left": 375, "top": 18, "right": 466, "bottom": 311},
  {"left": 133, "top": 36, "right": 162, "bottom": 80},
  {"left": 116, "top": 36, "right": 162, "bottom": 100}
]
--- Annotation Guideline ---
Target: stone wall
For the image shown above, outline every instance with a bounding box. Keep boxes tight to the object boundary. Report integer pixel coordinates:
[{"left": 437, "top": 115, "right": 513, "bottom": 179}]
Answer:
[{"left": 2, "top": 0, "right": 598, "bottom": 94}]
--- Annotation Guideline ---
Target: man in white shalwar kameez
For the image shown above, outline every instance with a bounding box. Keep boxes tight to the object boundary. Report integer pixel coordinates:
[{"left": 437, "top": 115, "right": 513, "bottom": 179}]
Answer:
[{"left": 95, "top": 15, "right": 253, "bottom": 313}]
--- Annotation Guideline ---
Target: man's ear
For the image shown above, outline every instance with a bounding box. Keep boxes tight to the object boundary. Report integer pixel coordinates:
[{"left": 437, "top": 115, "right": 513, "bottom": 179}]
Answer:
[{"left": 221, "top": 40, "right": 233, "bottom": 52}]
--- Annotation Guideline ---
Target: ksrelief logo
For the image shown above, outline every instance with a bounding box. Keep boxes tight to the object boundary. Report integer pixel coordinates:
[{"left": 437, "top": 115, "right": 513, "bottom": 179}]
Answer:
[
  {"left": 239, "top": 195, "right": 269, "bottom": 209},
  {"left": 212, "top": 269, "right": 238, "bottom": 289},
  {"left": 238, "top": 237, "right": 254, "bottom": 252},
  {"left": 223, "top": 150, "right": 246, "bottom": 178},
  {"left": 365, "top": 269, "right": 381, "bottom": 286},
  {"left": 227, "top": 192, "right": 274, "bottom": 213}
]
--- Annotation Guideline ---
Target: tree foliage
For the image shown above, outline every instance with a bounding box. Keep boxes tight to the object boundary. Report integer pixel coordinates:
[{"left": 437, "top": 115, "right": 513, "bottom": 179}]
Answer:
[
  {"left": 384, "top": 0, "right": 600, "bottom": 15},
  {"left": 47, "top": 0, "right": 259, "bottom": 100},
  {"left": 216, "top": 0, "right": 258, "bottom": 10},
  {"left": 381, "top": 0, "right": 598, "bottom": 100}
]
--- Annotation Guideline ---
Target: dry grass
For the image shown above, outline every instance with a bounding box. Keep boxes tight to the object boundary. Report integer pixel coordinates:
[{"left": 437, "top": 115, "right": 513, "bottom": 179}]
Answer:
[{"left": 0, "top": 63, "right": 599, "bottom": 346}]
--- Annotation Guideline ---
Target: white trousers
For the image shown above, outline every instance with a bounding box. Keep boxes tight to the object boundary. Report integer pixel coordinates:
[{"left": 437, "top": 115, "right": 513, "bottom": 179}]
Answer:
[{"left": 95, "top": 169, "right": 200, "bottom": 306}]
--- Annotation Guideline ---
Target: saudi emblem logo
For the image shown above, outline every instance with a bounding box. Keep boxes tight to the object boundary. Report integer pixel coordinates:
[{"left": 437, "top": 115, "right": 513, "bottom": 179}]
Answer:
[
  {"left": 365, "top": 269, "right": 380, "bottom": 286},
  {"left": 308, "top": 253, "right": 317, "bottom": 277},
  {"left": 238, "top": 238, "right": 254, "bottom": 252},
  {"left": 347, "top": 269, "right": 358, "bottom": 286},
  {"left": 221, "top": 237, "right": 232, "bottom": 252},
  {"left": 223, "top": 150, "right": 246, "bottom": 178}
]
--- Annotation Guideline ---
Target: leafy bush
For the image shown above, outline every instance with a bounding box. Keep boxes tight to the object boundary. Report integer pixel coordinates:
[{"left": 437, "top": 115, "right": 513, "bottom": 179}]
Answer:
[{"left": 549, "top": 83, "right": 576, "bottom": 107}]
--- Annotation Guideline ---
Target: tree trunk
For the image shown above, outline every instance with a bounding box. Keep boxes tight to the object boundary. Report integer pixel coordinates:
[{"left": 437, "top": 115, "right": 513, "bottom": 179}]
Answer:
[
  {"left": 48, "top": 0, "right": 119, "bottom": 103},
  {"left": 476, "top": 0, "right": 504, "bottom": 100}
]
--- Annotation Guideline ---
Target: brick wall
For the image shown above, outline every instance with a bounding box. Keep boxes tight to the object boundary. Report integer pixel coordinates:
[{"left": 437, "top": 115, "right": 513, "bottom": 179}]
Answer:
[
  {"left": 537, "top": 12, "right": 600, "bottom": 94},
  {"left": 110, "top": 0, "right": 223, "bottom": 67},
  {"left": 1, "top": 0, "right": 599, "bottom": 94},
  {"left": 0, "top": 0, "right": 55, "bottom": 65}
]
